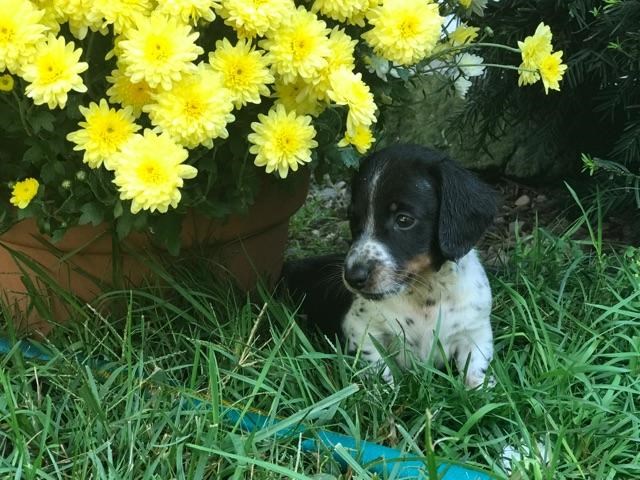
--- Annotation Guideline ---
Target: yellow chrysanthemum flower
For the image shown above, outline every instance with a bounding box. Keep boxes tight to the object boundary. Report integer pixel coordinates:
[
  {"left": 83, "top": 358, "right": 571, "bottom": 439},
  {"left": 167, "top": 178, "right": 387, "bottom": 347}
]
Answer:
[
  {"left": 450, "top": 23, "right": 479, "bottom": 46},
  {"left": 0, "top": 0, "right": 47, "bottom": 74},
  {"left": 327, "top": 67, "right": 377, "bottom": 131},
  {"left": 539, "top": 50, "right": 567, "bottom": 94},
  {"left": 119, "top": 13, "right": 203, "bottom": 90},
  {"left": 0, "top": 73, "right": 14, "bottom": 91},
  {"left": 362, "top": 0, "right": 443, "bottom": 66},
  {"left": 517, "top": 66, "right": 539, "bottom": 87},
  {"left": 517, "top": 22, "right": 553, "bottom": 87},
  {"left": 53, "top": 0, "right": 104, "bottom": 39},
  {"left": 112, "top": 130, "right": 197, "bottom": 214},
  {"left": 22, "top": 34, "right": 88, "bottom": 109},
  {"left": 311, "top": 0, "right": 375, "bottom": 26},
  {"left": 217, "top": 0, "right": 294, "bottom": 38},
  {"left": 208, "top": 38, "right": 274, "bottom": 109},
  {"left": 313, "top": 27, "right": 357, "bottom": 101},
  {"left": 92, "top": 0, "right": 153, "bottom": 35},
  {"left": 261, "top": 6, "right": 331, "bottom": 83},
  {"left": 248, "top": 104, "right": 318, "bottom": 178},
  {"left": 66, "top": 99, "right": 141, "bottom": 170},
  {"left": 273, "top": 76, "right": 325, "bottom": 117},
  {"left": 144, "top": 64, "right": 235, "bottom": 149},
  {"left": 337, "top": 123, "right": 374, "bottom": 154},
  {"left": 156, "top": 0, "right": 219, "bottom": 26},
  {"left": 518, "top": 22, "right": 552, "bottom": 67},
  {"left": 10, "top": 178, "right": 39, "bottom": 209},
  {"left": 31, "top": 0, "right": 62, "bottom": 35},
  {"left": 106, "top": 67, "right": 155, "bottom": 118}
]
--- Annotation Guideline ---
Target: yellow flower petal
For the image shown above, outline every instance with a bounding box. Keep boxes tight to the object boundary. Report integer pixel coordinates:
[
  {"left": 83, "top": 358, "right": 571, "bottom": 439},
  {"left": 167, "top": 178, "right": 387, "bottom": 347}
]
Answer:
[
  {"left": 21, "top": 34, "right": 88, "bottom": 109},
  {"left": 362, "top": 0, "right": 443, "bottom": 66},
  {"left": 248, "top": 104, "right": 317, "bottom": 179},
  {"left": 10, "top": 178, "right": 39, "bottom": 209},
  {"left": 66, "top": 99, "right": 141, "bottom": 169},
  {"left": 112, "top": 130, "right": 197, "bottom": 214}
]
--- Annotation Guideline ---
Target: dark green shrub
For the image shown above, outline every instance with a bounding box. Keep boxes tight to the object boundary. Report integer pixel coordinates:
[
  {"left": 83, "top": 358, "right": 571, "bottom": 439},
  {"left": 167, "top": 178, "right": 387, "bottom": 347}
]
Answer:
[{"left": 460, "top": 0, "right": 640, "bottom": 174}]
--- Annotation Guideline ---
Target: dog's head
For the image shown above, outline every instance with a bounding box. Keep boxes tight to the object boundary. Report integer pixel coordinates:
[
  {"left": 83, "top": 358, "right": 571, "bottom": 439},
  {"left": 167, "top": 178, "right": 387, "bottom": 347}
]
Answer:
[{"left": 343, "top": 144, "right": 497, "bottom": 300}]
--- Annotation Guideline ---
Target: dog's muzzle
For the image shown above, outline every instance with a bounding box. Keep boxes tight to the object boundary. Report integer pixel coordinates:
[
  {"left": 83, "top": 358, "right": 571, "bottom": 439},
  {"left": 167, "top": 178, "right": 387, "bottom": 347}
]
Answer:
[
  {"left": 343, "top": 261, "right": 373, "bottom": 291},
  {"left": 343, "top": 238, "right": 405, "bottom": 299}
]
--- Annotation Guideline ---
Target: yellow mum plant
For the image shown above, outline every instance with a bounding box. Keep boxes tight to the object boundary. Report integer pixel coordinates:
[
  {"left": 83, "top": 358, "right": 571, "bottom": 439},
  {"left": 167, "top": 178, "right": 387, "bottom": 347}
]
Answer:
[{"left": 0, "top": 0, "right": 566, "bottom": 251}]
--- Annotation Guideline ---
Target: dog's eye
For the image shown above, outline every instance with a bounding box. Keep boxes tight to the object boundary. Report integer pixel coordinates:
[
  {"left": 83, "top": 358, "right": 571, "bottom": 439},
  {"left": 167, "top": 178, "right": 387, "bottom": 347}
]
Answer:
[{"left": 395, "top": 214, "right": 416, "bottom": 230}]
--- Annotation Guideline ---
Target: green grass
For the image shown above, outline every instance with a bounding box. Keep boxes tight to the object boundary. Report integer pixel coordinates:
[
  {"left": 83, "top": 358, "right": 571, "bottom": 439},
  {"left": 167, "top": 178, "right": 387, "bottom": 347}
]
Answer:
[{"left": 1, "top": 200, "right": 640, "bottom": 479}]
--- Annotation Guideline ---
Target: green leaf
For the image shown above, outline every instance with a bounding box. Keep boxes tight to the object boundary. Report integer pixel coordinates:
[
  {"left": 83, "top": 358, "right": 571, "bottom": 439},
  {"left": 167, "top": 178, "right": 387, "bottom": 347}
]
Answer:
[
  {"left": 49, "top": 228, "right": 67, "bottom": 243},
  {"left": 228, "top": 133, "right": 248, "bottom": 159},
  {"left": 23, "top": 144, "right": 44, "bottom": 166},
  {"left": 40, "top": 159, "right": 66, "bottom": 184},
  {"left": 149, "top": 211, "right": 183, "bottom": 256},
  {"left": 0, "top": 108, "right": 23, "bottom": 134},
  {"left": 323, "top": 145, "right": 360, "bottom": 170},
  {"left": 339, "top": 147, "right": 360, "bottom": 169},
  {"left": 78, "top": 202, "right": 105, "bottom": 226},
  {"left": 395, "top": 68, "right": 412, "bottom": 82},
  {"left": 116, "top": 209, "right": 134, "bottom": 240},
  {"left": 64, "top": 94, "right": 84, "bottom": 120},
  {"left": 16, "top": 205, "right": 35, "bottom": 221},
  {"left": 113, "top": 201, "right": 123, "bottom": 219},
  {"left": 115, "top": 207, "right": 148, "bottom": 240},
  {"left": 30, "top": 110, "right": 56, "bottom": 134}
]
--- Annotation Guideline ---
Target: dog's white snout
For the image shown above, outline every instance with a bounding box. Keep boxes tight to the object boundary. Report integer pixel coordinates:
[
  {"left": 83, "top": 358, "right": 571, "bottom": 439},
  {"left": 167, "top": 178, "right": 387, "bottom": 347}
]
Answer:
[{"left": 344, "top": 238, "right": 396, "bottom": 293}]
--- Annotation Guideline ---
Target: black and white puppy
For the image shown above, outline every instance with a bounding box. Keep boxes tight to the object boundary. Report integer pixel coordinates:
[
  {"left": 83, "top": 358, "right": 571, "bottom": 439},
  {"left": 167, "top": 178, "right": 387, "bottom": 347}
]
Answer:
[{"left": 283, "top": 144, "right": 497, "bottom": 388}]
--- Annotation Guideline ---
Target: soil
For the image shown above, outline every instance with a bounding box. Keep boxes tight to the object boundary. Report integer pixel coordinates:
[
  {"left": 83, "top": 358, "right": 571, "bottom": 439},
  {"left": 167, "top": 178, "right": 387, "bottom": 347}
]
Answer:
[{"left": 482, "top": 178, "right": 640, "bottom": 266}]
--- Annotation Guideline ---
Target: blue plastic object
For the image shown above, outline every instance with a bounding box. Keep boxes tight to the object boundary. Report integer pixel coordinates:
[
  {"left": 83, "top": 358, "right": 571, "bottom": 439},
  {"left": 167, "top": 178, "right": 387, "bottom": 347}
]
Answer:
[{"left": 0, "top": 337, "right": 494, "bottom": 480}]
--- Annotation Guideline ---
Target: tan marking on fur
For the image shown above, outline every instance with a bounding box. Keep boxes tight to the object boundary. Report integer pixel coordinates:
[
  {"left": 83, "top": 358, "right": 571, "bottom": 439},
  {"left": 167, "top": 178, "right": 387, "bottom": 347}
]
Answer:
[{"left": 404, "top": 253, "right": 435, "bottom": 277}]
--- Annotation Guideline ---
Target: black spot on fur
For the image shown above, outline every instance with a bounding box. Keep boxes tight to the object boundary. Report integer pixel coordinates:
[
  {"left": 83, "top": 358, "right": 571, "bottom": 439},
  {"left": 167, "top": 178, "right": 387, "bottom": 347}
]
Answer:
[
  {"left": 425, "top": 298, "right": 436, "bottom": 307},
  {"left": 405, "top": 317, "right": 415, "bottom": 326}
]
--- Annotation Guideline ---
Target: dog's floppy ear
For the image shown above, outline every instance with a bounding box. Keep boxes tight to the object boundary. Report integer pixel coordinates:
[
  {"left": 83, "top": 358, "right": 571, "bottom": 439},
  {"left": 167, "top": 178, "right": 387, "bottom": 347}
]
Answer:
[{"left": 436, "top": 158, "right": 497, "bottom": 261}]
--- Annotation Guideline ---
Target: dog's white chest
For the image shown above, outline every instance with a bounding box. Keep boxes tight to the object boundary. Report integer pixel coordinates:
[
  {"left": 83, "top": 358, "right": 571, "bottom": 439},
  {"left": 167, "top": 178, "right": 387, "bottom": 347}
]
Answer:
[{"left": 342, "top": 251, "right": 493, "bottom": 382}]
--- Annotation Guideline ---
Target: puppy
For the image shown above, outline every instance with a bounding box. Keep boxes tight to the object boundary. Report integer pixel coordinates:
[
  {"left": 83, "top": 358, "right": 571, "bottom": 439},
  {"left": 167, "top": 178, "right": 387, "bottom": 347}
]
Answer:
[{"left": 283, "top": 144, "right": 497, "bottom": 388}]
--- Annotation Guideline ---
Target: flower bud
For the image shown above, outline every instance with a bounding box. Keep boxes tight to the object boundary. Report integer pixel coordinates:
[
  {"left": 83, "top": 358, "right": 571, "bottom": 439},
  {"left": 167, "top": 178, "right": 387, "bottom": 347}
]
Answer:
[{"left": 0, "top": 74, "right": 14, "bottom": 92}]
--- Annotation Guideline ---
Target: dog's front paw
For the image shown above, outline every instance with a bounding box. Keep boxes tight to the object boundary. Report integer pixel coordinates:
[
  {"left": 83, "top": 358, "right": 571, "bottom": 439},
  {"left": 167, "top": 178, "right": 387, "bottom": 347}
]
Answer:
[
  {"left": 381, "top": 365, "right": 396, "bottom": 387},
  {"left": 465, "top": 371, "right": 495, "bottom": 389}
]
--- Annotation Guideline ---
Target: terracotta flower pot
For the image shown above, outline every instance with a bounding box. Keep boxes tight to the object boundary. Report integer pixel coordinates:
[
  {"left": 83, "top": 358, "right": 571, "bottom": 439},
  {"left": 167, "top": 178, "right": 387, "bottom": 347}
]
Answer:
[{"left": 0, "top": 171, "right": 309, "bottom": 336}]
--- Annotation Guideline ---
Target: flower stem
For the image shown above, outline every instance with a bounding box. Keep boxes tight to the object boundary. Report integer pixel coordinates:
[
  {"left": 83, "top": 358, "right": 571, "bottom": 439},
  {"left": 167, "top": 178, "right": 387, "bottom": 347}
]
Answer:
[
  {"left": 83, "top": 32, "right": 96, "bottom": 91},
  {"left": 428, "top": 42, "right": 521, "bottom": 62},
  {"left": 472, "top": 42, "right": 521, "bottom": 54},
  {"left": 12, "top": 90, "right": 32, "bottom": 137}
]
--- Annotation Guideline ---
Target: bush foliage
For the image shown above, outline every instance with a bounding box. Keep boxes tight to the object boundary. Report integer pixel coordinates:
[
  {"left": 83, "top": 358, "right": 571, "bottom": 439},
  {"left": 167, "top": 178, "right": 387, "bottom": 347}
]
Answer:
[{"left": 460, "top": 0, "right": 640, "bottom": 174}]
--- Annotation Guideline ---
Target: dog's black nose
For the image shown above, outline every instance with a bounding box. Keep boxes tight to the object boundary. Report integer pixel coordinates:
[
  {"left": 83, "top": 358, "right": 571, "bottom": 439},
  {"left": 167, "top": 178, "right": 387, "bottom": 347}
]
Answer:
[{"left": 344, "top": 263, "right": 371, "bottom": 290}]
